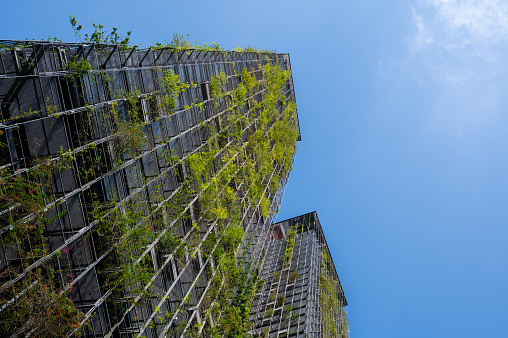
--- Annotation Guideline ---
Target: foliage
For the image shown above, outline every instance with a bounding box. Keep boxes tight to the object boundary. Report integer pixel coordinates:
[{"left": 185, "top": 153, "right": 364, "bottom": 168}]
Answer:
[
  {"left": 269, "top": 101, "right": 299, "bottom": 173},
  {"left": 113, "top": 120, "right": 147, "bottom": 159},
  {"left": 283, "top": 227, "right": 297, "bottom": 266},
  {"left": 289, "top": 270, "right": 300, "bottom": 283},
  {"left": 0, "top": 271, "right": 84, "bottom": 337},
  {"left": 0, "top": 42, "right": 298, "bottom": 337},
  {"left": 209, "top": 71, "right": 228, "bottom": 105},
  {"left": 159, "top": 69, "right": 191, "bottom": 114},
  {"left": 269, "top": 290, "right": 277, "bottom": 302},
  {"left": 184, "top": 62, "right": 298, "bottom": 336},
  {"left": 159, "top": 231, "right": 186, "bottom": 258},
  {"left": 64, "top": 57, "right": 92, "bottom": 74},
  {"left": 340, "top": 311, "right": 349, "bottom": 338},
  {"left": 259, "top": 195, "right": 270, "bottom": 218},
  {"left": 241, "top": 68, "right": 257, "bottom": 93},
  {"left": 222, "top": 225, "right": 245, "bottom": 251},
  {"left": 276, "top": 294, "right": 286, "bottom": 307},
  {"left": 0, "top": 149, "right": 74, "bottom": 261},
  {"left": 155, "top": 33, "right": 221, "bottom": 51},
  {"left": 105, "top": 99, "right": 148, "bottom": 160},
  {"left": 319, "top": 251, "right": 348, "bottom": 338},
  {"left": 263, "top": 308, "right": 274, "bottom": 318},
  {"left": 70, "top": 15, "right": 131, "bottom": 46},
  {"left": 232, "top": 83, "right": 247, "bottom": 104}
]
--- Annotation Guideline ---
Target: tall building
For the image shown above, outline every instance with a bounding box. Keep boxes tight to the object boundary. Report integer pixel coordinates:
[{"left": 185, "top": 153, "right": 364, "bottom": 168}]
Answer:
[
  {"left": 249, "top": 212, "right": 349, "bottom": 338},
  {"left": 0, "top": 39, "right": 300, "bottom": 337}
]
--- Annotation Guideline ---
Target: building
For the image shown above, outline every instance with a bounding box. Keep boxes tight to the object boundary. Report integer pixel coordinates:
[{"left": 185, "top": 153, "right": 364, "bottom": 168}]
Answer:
[
  {"left": 0, "top": 39, "right": 300, "bottom": 337},
  {"left": 249, "top": 212, "right": 349, "bottom": 338}
]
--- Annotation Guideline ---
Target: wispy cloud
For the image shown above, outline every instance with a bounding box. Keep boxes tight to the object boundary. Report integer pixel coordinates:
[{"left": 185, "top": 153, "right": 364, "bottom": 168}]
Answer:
[
  {"left": 382, "top": 1, "right": 508, "bottom": 137},
  {"left": 411, "top": 9, "right": 435, "bottom": 52},
  {"left": 412, "top": 0, "right": 508, "bottom": 59},
  {"left": 430, "top": 0, "right": 508, "bottom": 40}
]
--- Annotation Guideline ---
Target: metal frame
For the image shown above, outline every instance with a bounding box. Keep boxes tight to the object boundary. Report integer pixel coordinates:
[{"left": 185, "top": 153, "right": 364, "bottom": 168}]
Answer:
[
  {"left": 0, "top": 40, "right": 299, "bottom": 338},
  {"left": 249, "top": 212, "right": 349, "bottom": 338}
]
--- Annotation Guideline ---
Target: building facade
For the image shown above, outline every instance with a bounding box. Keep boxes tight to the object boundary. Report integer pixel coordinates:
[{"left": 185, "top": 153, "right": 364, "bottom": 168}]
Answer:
[
  {"left": 0, "top": 40, "right": 300, "bottom": 337},
  {"left": 249, "top": 212, "right": 349, "bottom": 338}
]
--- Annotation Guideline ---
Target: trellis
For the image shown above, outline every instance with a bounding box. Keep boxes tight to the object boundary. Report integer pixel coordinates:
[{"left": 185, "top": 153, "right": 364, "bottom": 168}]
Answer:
[{"left": 0, "top": 40, "right": 299, "bottom": 338}]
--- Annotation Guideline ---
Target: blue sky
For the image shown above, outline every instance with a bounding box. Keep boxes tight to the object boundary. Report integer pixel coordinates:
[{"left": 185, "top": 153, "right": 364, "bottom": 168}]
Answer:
[{"left": 3, "top": 0, "right": 508, "bottom": 337}]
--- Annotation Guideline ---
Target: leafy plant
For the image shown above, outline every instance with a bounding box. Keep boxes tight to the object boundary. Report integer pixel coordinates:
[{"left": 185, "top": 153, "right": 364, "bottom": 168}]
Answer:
[
  {"left": 159, "top": 69, "right": 190, "bottom": 114},
  {"left": 263, "top": 308, "right": 274, "bottom": 318},
  {"left": 276, "top": 294, "right": 286, "bottom": 307},
  {"left": 70, "top": 15, "right": 131, "bottom": 46},
  {"left": 0, "top": 271, "right": 84, "bottom": 337},
  {"left": 289, "top": 270, "right": 300, "bottom": 283},
  {"left": 0, "top": 36, "right": 299, "bottom": 337},
  {"left": 269, "top": 290, "right": 277, "bottom": 302}
]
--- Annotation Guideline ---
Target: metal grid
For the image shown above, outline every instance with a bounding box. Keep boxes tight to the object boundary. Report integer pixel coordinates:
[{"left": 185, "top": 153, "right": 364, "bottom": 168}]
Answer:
[
  {"left": 0, "top": 40, "right": 299, "bottom": 337},
  {"left": 249, "top": 212, "right": 349, "bottom": 338}
]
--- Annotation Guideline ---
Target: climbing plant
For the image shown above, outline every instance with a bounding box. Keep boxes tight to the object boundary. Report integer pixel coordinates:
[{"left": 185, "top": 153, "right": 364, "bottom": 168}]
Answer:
[
  {"left": 70, "top": 15, "right": 132, "bottom": 46},
  {"left": 0, "top": 24, "right": 299, "bottom": 337},
  {"left": 319, "top": 251, "right": 349, "bottom": 338},
  {"left": 0, "top": 149, "right": 82, "bottom": 336}
]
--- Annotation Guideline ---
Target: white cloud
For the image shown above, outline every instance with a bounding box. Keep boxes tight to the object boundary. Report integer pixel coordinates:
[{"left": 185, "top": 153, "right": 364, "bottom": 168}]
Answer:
[
  {"left": 381, "top": 1, "right": 508, "bottom": 136},
  {"left": 411, "top": 9, "right": 435, "bottom": 52},
  {"left": 430, "top": 65, "right": 473, "bottom": 85},
  {"left": 397, "top": 0, "right": 508, "bottom": 88},
  {"left": 415, "top": 0, "right": 508, "bottom": 57},
  {"left": 429, "top": 0, "right": 508, "bottom": 41}
]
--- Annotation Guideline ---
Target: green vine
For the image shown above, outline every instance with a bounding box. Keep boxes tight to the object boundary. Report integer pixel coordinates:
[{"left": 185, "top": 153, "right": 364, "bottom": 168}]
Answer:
[
  {"left": 320, "top": 252, "right": 348, "bottom": 337},
  {"left": 0, "top": 38, "right": 298, "bottom": 338}
]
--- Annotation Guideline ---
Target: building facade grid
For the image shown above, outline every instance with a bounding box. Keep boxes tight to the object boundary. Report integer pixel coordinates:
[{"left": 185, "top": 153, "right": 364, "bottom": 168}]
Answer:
[
  {"left": 0, "top": 40, "right": 299, "bottom": 338},
  {"left": 249, "top": 212, "right": 349, "bottom": 338}
]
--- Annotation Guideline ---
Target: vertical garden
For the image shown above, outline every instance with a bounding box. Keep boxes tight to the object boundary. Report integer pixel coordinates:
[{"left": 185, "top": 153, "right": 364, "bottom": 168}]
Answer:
[{"left": 0, "top": 38, "right": 299, "bottom": 338}]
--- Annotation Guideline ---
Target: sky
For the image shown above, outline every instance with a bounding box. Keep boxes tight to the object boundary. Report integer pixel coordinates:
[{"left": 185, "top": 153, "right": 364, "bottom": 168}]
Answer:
[{"left": 2, "top": 0, "right": 508, "bottom": 337}]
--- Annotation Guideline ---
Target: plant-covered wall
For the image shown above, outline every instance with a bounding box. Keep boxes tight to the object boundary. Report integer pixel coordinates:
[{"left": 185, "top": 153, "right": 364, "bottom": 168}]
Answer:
[
  {"left": 320, "top": 252, "right": 349, "bottom": 338},
  {"left": 248, "top": 212, "right": 348, "bottom": 338},
  {"left": 0, "top": 35, "right": 299, "bottom": 338}
]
